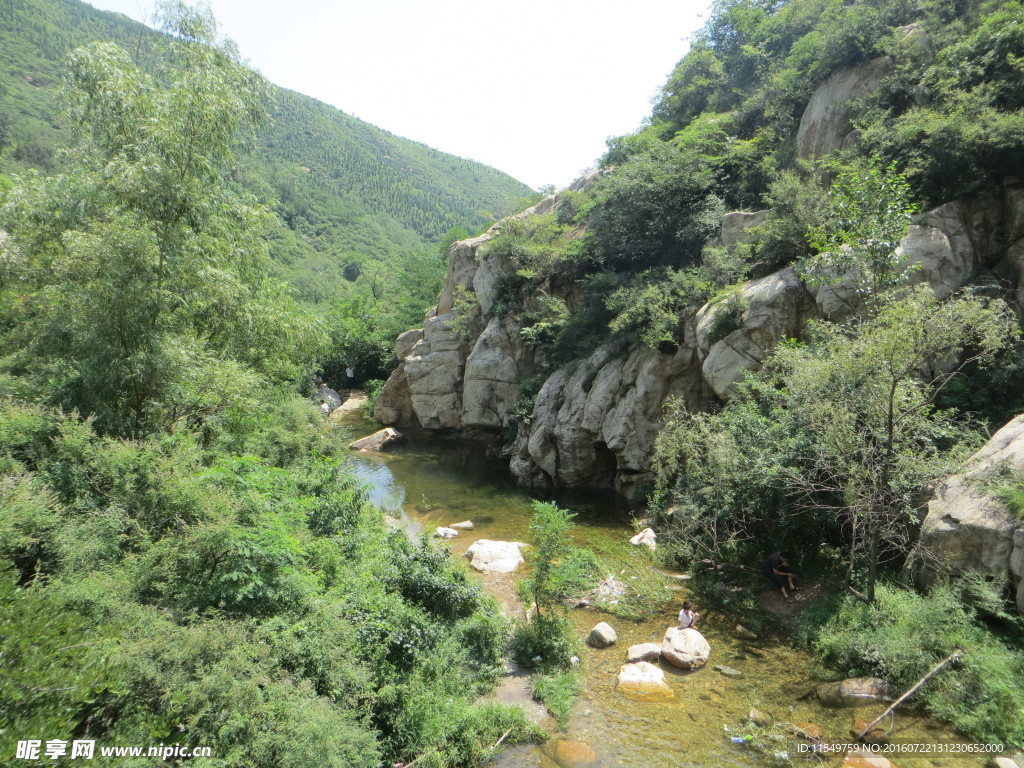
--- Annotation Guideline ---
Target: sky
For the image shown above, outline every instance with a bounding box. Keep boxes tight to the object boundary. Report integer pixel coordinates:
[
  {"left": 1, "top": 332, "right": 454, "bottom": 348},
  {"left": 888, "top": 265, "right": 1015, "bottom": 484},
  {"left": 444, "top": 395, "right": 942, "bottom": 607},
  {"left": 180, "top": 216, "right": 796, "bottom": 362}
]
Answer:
[{"left": 85, "top": 0, "right": 712, "bottom": 190}]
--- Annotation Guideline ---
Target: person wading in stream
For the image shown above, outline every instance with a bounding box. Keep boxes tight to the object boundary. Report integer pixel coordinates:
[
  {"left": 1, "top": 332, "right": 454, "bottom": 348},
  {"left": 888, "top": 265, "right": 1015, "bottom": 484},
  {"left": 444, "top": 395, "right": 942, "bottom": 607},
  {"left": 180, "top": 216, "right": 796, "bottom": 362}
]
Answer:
[{"left": 761, "top": 551, "right": 798, "bottom": 601}]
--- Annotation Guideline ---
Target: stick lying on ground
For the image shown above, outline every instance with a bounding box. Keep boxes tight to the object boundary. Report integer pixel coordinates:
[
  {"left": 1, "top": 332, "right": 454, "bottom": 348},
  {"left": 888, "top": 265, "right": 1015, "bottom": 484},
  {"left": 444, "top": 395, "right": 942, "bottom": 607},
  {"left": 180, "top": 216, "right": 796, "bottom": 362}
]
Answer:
[{"left": 854, "top": 647, "right": 964, "bottom": 743}]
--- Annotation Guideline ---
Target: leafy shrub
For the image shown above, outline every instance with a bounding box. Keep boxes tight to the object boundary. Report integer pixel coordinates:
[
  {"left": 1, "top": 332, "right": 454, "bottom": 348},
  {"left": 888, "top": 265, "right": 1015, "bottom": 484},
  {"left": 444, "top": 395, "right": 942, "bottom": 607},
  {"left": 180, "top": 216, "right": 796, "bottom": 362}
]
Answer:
[
  {"left": 510, "top": 612, "right": 579, "bottom": 670},
  {"left": 704, "top": 286, "right": 749, "bottom": 346},
  {"left": 812, "top": 583, "right": 1024, "bottom": 745},
  {"left": 385, "top": 533, "right": 484, "bottom": 620}
]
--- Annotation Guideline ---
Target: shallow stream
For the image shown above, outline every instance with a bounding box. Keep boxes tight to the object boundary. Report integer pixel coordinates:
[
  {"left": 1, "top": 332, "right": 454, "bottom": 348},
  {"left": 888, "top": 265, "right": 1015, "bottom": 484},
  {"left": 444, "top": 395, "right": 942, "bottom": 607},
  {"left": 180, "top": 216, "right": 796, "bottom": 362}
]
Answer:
[{"left": 339, "top": 412, "right": 991, "bottom": 768}]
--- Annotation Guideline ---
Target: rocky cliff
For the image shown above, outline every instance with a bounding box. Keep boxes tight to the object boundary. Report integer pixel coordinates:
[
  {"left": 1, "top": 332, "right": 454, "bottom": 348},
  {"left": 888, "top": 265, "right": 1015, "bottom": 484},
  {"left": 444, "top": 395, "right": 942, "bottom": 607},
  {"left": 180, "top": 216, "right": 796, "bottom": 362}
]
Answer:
[
  {"left": 377, "top": 174, "right": 1024, "bottom": 496},
  {"left": 376, "top": 52, "right": 1024, "bottom": 497}
]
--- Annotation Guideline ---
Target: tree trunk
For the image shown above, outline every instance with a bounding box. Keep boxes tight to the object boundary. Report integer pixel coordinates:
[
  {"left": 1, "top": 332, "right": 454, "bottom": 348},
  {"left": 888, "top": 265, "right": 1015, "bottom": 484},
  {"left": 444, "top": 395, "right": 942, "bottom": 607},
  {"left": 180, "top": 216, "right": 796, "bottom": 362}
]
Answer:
[{"left": 867, "top": 522, "right": 880, "bottom": 603}]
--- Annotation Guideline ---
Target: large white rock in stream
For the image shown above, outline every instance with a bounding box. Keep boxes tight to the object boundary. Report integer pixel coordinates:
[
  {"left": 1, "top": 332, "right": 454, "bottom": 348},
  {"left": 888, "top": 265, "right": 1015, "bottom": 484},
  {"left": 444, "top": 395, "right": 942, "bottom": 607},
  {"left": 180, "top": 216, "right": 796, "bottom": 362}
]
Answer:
[
  {"left": 617, "top": 661, "right": 674, "bottom": 701},
  {"left": 661, "top": 627, "right": 711, "bottom": 669},
  {"left": 630, "top": 527, "right": 657, "bottom": 551},
  {"left": 464, "top": 539, "right": 526, "bottom": 574}
]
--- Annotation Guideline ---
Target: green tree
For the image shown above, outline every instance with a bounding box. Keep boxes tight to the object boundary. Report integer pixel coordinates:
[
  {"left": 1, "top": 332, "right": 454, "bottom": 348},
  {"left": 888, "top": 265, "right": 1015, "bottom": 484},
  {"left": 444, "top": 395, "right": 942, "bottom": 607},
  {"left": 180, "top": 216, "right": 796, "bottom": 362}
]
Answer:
[
  {"left": 0, "top": 1, "right": 325, "bottom": 437},
  {"left": 779, "top": 289, "right": 1018, "bottom": 601},
  {"left": 525, "top": 500, "right": 576, "bottom": 616},
  {"left": 801, "top": 160, "right": 918, "bottom": 308}
]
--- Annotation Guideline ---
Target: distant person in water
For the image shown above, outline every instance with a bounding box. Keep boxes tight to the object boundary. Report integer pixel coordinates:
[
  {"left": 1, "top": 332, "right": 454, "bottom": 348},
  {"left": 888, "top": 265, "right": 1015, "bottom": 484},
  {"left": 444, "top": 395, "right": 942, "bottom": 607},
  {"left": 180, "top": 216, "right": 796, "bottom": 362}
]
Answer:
[
  {"left": 677, "top": 600, "right": 699, "bottom": 629},
  {"left": 761, "top": 551, "right": 798, "bottom": 601}
]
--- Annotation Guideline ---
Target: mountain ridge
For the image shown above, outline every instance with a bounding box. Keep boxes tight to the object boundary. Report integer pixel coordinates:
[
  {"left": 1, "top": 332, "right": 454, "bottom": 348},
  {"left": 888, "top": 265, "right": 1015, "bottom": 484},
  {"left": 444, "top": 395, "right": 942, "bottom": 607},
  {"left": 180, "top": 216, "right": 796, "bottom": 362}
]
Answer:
[{"left": 0, "top": 0, "right": 535, "bottom": 304}]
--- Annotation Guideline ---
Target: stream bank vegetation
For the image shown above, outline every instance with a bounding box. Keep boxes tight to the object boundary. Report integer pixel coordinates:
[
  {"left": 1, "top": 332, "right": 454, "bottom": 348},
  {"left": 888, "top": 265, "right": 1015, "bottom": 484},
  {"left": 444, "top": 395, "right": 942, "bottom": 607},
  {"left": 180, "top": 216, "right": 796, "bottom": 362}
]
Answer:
[
  {"left": 512, "top": 501, "right": 585, "bottom": 729},
  {"left": 0, "top": 5, "right": 539, "bottom": 765},
  {"left": 651, "top": 284, "right": 1024, "bottom": 745}
]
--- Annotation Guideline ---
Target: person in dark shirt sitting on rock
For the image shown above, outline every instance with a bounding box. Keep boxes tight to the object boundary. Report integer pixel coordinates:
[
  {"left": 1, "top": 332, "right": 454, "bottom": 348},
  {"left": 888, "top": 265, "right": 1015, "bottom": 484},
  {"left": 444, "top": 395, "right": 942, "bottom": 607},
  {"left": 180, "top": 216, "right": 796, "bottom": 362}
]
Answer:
[{"left": 761, "top": 551, "right": 798, "bottom": 601}]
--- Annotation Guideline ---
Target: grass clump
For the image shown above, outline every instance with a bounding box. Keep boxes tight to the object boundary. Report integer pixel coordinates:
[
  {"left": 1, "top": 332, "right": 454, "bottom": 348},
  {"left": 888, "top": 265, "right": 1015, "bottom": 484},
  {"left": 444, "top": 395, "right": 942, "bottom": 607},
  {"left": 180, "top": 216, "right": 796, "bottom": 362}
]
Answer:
[{"left": 532, "top": 672, "right": 582, "bottom": 729}]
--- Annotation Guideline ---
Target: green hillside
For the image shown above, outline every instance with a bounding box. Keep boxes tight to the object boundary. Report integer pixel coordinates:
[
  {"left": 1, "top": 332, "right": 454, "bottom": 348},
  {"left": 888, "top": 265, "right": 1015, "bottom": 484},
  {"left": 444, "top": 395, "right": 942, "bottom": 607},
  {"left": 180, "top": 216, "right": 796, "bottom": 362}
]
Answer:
[{"left": 0, "top": 0, "right": 535, "bottom": 379}]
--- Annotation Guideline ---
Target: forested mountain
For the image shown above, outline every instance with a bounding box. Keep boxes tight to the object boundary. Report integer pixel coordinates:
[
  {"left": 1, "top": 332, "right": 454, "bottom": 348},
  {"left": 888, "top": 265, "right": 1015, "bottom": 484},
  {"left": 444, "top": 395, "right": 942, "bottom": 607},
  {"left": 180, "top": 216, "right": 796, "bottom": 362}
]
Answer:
[{"left": 0, "top": 0, "right": 535, "bottom": 379}]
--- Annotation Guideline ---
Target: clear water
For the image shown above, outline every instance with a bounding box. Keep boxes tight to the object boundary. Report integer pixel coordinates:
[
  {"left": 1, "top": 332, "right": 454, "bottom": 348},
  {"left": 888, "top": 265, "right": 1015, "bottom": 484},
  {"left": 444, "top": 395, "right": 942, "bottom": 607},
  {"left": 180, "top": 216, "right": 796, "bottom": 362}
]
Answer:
[{"left": 339, "top": 413, "right": 990, "bottom": 767}]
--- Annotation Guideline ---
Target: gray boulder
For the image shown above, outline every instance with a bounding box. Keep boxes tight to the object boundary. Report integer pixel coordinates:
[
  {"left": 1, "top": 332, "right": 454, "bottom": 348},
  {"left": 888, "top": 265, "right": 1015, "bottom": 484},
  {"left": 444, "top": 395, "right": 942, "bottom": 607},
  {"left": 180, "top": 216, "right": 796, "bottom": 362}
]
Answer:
[
  {"left": 917, "top": 416, "right": 1024, "bottom": 614},
  {"left": 817, "top": 677, "right": 890, "bottom": 707},
  {"left": 625, "top": 642, "right": 662, "bottom": 663},
  {"left": 586, "top": 622, "right": 618, "bottom": 649}
]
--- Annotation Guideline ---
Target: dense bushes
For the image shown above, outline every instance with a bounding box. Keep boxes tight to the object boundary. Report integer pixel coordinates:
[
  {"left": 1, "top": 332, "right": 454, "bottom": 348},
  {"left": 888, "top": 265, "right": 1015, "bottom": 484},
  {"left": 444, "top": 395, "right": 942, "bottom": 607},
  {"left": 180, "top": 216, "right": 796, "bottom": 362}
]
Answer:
[
  {"left": 807, "top": 582, "right": 1024, "bottom": 745},
  {"left": 0, "top": 400, "right": 533, "bottom": 766}
]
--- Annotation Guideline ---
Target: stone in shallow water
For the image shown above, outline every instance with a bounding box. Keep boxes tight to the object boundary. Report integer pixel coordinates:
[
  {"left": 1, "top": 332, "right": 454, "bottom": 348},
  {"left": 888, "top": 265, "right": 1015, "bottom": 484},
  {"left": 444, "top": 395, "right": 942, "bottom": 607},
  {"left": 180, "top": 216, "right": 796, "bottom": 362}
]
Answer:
[
  {"left": 735, "top": 624, "right": 759, "bottom": 640},
  {"left": 629, "top": 527, "right": 657, "bottom": 550},
  {"left": 348, "top": 427, "right": 403, "bottom": 452},
  {"left": 586, "top": 621, "right": 618, "bottom": 648},
  {"left": 795, "top": 722, "right": 823, "bottom": 741},
  {"left": 852, "top": 717, "right": 888, "bottom": 743},
  {"left": 817, "top": 677, "right": 890, "bottom": 707},
  {"left": 748, "top": 708, "right": 771, "bottom": 725},
  {"left": 714, "top": 664, "right": 743, "bottom": 679},
  {"left": 552, "top": 740, "right": 597, "bottom": 768},
  {"left": 434, "top": 526, "right": 458, "bottom": 539},
  {"left": 626, "top": 642, "right": 661, "bottom": 663},
  {"left": 464, "top": 540, "right": 526, "bottom": 573},
  {"left": 449, "top": 520, "right": 474, "bottom": 530},
  {"left": 661, "top": 627, "right": 711, "bottom": 669},
  {"left": 617, "top": 661, "right": 674, "bottom": 701}
]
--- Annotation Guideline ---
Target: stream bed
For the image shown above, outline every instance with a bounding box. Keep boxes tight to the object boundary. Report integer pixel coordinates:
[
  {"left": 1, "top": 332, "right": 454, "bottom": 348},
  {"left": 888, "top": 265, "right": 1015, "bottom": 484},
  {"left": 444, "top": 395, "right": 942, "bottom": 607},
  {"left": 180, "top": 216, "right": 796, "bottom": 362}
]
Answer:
[{"left": 338, "top": 412, "right": 992, "bottom": 768}]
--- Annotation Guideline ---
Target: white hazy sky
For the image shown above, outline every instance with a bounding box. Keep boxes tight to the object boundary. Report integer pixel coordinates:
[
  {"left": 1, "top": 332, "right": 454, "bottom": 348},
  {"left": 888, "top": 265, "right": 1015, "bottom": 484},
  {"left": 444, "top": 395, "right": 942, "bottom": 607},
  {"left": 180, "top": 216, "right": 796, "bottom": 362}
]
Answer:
[{"left": 85, "top": 0, "right": 711, "bottom": 190}]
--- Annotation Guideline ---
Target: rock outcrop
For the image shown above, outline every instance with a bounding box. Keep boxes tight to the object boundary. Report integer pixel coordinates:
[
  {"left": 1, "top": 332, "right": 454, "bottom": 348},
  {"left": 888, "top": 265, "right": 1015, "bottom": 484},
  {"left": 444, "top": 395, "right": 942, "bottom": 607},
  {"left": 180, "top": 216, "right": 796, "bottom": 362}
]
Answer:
[
  {"left": 917, "top": 416, "right": 1024, "bottom": 613},
  {"left": 661, "top": 627, "right": 711, "bottom": 669},
  {"left": 377, "top": 170, "right": 1024, "bottom": 493},
  {"left": 796, "top": 57, "right": 890, "bottom": 159},
  {"left": 696, "top": 266, "right": 817, "bottom": 400}
]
